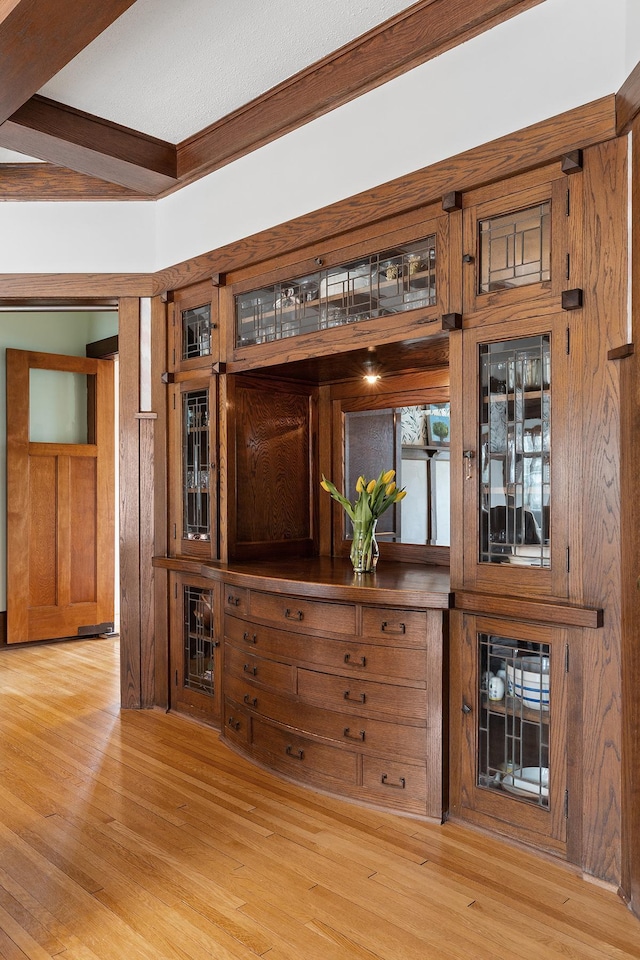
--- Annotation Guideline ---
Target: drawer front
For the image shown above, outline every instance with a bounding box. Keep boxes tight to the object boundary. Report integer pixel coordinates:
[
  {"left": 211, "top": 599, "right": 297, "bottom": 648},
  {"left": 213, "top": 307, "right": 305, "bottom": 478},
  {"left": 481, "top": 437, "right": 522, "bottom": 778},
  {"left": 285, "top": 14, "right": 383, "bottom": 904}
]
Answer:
[
  {"left": 224, "top": 584, "right": 249, "bottom": 617},
  {"left": 225, "top": 642, "right": 295, "bottom": 693},
  {"left": 249, "top": 591, "right": 356, "bottom": 636},
  {"left": 225, "top": 674, "right": 426, "bottom": 759},
  {"left": 361, "top": 756, "right": 428, "bottom": 814},
  {"left": 251, "top": 716, "right": 357, "bottom": 784},
  {"left": 297, "top": 669, "right": 426, "bottom": 720},
  {"left": 362, "top": 607, "right": 427, "bottom": 646},
  {"left": 225, "top": 614, "right": 426, "bottom": 681},
  {"left": 223, "top": 699, "right": 250, "bottom": 746}
]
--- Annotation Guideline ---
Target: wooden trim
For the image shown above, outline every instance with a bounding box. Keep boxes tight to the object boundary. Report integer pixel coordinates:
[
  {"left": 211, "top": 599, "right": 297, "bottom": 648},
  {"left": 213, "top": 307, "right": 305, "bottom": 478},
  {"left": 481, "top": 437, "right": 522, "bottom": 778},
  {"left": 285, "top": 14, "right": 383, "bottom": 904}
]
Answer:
[
  {"left": 0, "top": 96, "right": 178, "bottom": 195},
  {"left": 175, "top": 0, "right": 546, "bottom": 190},
  {"left": 86, "top": 335, "right": 119, "bottom": 359},
  {"left": 0, "top": 0, "right": 137, "bottom": 125},
  {"left": 151, "top": 295, "right": 169, "bottom": 708},
  {"left": 616, "top": 59, "right": 640, "bottom": 135},
  {"left": 454, "top": 591, "right": 604, "bottom": 629},
  {"left": 155, "top": 96, "right": 617, "bottom": 294},
  {"left": 0, "top": 163, "right": 147, "bottom": 200},
  {"left": 0, "top": 275, "right": 154, "bottom": 298}
]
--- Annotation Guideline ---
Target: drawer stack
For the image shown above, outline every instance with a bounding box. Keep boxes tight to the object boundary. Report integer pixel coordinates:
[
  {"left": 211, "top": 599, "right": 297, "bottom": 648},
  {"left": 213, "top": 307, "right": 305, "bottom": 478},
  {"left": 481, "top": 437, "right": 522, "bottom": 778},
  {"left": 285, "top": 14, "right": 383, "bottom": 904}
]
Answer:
[{"left": 222, "top": 583, "right": 445, "bottom": 818}]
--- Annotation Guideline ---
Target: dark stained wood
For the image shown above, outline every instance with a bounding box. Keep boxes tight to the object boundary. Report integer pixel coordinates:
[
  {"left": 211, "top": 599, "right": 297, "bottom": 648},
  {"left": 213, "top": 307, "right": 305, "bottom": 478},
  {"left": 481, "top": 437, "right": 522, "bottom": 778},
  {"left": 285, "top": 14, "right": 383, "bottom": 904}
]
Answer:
[
  {"left": 118, "top": 297, "right": 142, "bottom": 708},
  {"left": 151, "top": 295, "right": 170, "bottom": 709},
  {"left": 454, "top": 590, "right": 603, "bottom": 629},
  {"left": 86, "top": 335, "right": 118, "bottom": 358},
  {"left": 616, "top": 58, "right": 640, "bottom": 135},
  {"left": 579, "top": 137, "right": 628, "bottom": 885},
  {"left": 0, "top": 96, "right": 178, "bottom": 194},
  {"left": 0, "top": 162, "right": 145, "bottom": 199},
  {"left": 0, "top": 0, "right": 137, "bottom": 125},
  {"left": 0, "top": 274, "right": 154, "bottom": 298},
  {"left": 176, "top": 0, "right": 546, "bottom": 188},
  {"left": 155, "top": 97, "right": 617, "bottom": 295},
  {"left": 619, "top": 116, "right": 640, "bottom": 916}
]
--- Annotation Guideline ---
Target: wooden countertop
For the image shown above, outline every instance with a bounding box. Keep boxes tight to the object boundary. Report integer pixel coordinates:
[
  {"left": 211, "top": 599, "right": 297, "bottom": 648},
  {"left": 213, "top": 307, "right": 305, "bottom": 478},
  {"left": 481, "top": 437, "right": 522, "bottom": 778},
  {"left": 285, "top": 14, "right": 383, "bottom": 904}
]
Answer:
[{"left": 154, "top": 555, "right": 452, "bottom": 609}]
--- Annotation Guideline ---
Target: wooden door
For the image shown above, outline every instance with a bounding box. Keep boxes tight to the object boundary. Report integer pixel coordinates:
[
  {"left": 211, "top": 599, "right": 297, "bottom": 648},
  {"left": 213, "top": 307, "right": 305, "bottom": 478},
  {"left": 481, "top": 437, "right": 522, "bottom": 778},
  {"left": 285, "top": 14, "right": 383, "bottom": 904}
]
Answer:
[{"left": 6, "top": 349, "right": 115, "bottom": 644}]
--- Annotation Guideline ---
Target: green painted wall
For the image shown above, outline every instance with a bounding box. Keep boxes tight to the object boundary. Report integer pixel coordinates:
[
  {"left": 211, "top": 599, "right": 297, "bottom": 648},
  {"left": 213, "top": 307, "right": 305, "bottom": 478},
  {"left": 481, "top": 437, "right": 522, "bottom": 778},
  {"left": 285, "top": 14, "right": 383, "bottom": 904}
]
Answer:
[{"left": 0, "top": 311, "right": 118, "bottom": 612}]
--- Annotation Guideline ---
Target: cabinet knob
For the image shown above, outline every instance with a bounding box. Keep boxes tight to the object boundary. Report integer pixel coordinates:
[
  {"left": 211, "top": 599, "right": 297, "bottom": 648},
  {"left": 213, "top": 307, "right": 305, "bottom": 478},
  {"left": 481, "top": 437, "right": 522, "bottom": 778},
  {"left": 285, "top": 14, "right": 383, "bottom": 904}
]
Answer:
[
  {"left": 227, "top": 717, "right": 241, "bottom": 731},
  {"left": 227, "top": 595, "right": 241, "bottom": 606},
  {"left": 243, "top": 663, "right": 257, "bottom": 676},
  {"left": 380, "top": 621, "right": 405, "bottom": 635},
  {"left": 344, "top": 653, "right": 366, "bottom": 667},
  {"left": 381, "top": 774, "right": 406, "bottom": 789},
  {"left": 462, "top": 701, "right": 472, "bottom": 715},
  {"left": 285, "top": 745, "right": 305, "bottom": 760},
  {"left": 284, "top": 608, "right": 304, "bottom": 621},
  {"left": 243, "top": 631, "right": 257, "bottom": 644},
  {"left": 243, "top": 694, "right": 257, "bottom": 707},
  {"left": 343, "top": 727, "right": 365, "bottom": 742},
  {"left": 344, "top": 690, "right": 366, "bottom": 704},
  {"left": 463, "top": 450, "right": 475, "bottom": 481}
]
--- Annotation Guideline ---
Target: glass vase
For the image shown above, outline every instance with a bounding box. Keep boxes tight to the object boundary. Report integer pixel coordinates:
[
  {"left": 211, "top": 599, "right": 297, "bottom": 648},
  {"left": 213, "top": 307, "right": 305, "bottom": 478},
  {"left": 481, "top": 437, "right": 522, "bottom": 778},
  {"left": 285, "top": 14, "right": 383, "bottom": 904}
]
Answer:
[{"left": 350, "top": 519, "right": 379, "bottom": 573}]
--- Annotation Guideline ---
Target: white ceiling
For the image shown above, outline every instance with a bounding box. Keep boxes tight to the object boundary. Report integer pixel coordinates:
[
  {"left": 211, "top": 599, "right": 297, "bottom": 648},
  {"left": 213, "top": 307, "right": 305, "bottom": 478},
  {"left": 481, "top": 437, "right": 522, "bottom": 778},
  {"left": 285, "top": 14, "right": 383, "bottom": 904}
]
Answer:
[{"left": 36, "top": 0, "right": 416, "bottom": 145}]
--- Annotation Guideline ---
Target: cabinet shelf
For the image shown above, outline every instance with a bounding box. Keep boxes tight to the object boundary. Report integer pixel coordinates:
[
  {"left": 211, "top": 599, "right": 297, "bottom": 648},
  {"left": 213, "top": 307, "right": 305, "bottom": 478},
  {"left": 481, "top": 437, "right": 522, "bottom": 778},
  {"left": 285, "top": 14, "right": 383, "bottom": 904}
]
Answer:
[{"left": 482, "top": 694, "right": 550, "bottom": 725}]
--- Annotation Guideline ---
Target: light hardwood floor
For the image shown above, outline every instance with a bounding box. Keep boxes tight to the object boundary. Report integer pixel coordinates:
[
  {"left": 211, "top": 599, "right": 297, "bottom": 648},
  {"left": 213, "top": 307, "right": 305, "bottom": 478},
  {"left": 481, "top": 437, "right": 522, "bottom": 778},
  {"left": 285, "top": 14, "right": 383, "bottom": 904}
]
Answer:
[{"left": 0, "top": 637, "right": 638, "bottom": 960}]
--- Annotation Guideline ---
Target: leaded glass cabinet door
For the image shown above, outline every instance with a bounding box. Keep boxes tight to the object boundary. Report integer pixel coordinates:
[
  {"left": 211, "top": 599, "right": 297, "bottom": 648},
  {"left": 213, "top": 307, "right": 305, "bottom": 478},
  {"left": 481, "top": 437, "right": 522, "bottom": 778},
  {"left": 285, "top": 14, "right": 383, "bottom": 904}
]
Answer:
[
  {"left": 170, "top": 282, "right": 219, "bottom": 374},
  {"left": 170, "top": 574, "right": 221, "bottom": 724},
  {"left": 458, "top": 615, "right": 568, "bottom": 852},
  {"left": 462, "top": 314, "right": 569, "bottom": 598}
]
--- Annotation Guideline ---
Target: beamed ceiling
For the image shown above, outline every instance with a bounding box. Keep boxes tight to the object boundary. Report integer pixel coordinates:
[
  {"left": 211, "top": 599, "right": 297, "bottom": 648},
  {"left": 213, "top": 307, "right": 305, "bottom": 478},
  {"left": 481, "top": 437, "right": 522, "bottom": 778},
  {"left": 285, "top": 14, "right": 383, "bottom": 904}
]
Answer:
[{"left": 0, "top": 0, "right": 546, "bottom": 201}]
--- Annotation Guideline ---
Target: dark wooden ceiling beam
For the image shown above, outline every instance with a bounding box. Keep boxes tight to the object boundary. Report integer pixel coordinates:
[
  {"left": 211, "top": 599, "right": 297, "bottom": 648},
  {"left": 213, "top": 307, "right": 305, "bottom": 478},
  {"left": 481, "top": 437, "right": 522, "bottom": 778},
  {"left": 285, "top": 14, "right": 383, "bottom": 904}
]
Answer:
[
  {"left": 0, "top": 96, "right": 178, "bottom": 194},
  {"left": 0, "top": 0, "right": 138, "bottom": 125},
  {"left": 0, "top": 162, "right": 145, "bottom": 200},
  {"left": 176, "top": 0, "right": 546, "bottom": 187}
]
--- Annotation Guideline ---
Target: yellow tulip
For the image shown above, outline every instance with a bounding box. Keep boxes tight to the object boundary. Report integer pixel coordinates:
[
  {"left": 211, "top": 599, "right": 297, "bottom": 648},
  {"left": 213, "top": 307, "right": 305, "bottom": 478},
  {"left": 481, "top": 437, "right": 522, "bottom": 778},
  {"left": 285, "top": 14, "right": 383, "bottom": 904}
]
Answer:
[
  {"left": 395, "top": 489, "right": 407, "bottom": 501},
  {"left": 382, "top": 469, "right": 395, "bottom": 484},
  {"left": 366, "top": 479, "right": 376, "bottom": 494},
  {"left": 356, "top": 476, "right": 365, "bottom": 493},
  {"left": 320, "top": 479, "right": 330, "bottom": 492},
  {"left": 385, "top": 482, "right": 396, "bottom": 496}
]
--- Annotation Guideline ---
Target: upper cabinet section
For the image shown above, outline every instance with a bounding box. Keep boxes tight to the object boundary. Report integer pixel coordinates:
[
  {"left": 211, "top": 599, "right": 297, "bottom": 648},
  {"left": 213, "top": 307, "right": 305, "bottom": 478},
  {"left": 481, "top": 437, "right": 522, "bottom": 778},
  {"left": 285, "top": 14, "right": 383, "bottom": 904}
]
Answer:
[
  {"left": 169, "top": 280, "right": 220, "bottom": 374},
  {"left": 234, "top": 234, "right": 437, "bottom": 348}
]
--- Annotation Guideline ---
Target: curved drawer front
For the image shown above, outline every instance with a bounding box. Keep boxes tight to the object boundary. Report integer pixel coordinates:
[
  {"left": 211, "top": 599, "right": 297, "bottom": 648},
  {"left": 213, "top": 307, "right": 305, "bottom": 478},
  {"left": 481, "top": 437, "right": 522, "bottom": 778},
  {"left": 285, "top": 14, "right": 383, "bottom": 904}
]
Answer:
[
  {"left": 297, "top": 668, "right": 426, "bottom": 720},
  {"left": 251, "top": 716, "right": 358, "bottom": 784},
  {"left": 225, "top": 642, "right": 295, "bottom": 693},
  {"left": 225, "top": 674, "right": 426, "bottom": 759},
  {"left": 361, "top": 756, "right": 428, "bottom": 815},
  {"left": 223, "top": 699, "right": 250, "bottom": 746},
  {"left": 249, "top": 591, "right": 356, "bottom": 636},
  {"left": 225, "top": 614, "right": 426, "bottom": 681},
  {"left": 362, "top": 607, "right": 427, "bottom": 647},
  {"left": 224, "top": 585, "right": 249, "bottom": 617}
]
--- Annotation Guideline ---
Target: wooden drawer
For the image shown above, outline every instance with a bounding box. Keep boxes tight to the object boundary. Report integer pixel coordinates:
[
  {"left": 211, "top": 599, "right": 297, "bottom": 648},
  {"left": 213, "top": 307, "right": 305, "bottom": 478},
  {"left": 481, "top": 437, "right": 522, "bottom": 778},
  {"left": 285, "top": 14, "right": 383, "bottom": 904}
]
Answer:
[
  {"left": 251, "top": 716, "right": 358, "bottom": 784},
  {"left": 362, "top": 607, "right": 428, "bottom": 647},
  {"left": 224, "top": 584, "right": 248, "bottom": 616},
  {"left": 225, "top": 674, "right": 426, "bottom": 760},
  {"left": 361, "top": 755, "right": 428, "bottom": 815},
  {"left": 297, "top": 668, "right": 426, "bottom": 720},
  {"left": 225, "top": 642, "right": 295, "bottom": 693},
  {"left": 249, "top": 590, "right": 356, "bottom": 636},
  {"left": 225, "top": 614, "right": 426, "bottom": 681},
  {"left": 223, "top": 699, "right": 250, "bottom": 746}
]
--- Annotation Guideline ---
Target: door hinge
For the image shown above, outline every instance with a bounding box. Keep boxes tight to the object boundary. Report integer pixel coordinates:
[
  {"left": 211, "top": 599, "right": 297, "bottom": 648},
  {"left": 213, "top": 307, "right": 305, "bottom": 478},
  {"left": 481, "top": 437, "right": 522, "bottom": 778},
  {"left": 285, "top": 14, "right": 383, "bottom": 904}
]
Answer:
[
  {"left": 173, "top": 523, "right": 177, "bottom": 540},
  {"left": 564, "top": 789, "right": 569, "bottom": 819},
  {"left": 566, "top": 326, "right": 570, "bottom": 355},
  {"left": 174, "top": 582, "right": 178, "bottom": 599},
  {"left": 565, "top": 643, "right": 570, "bottom": 673},
  {"left": 566, "top": 188, "right": 571, "bottom": 216},
  {"left": 566, "top": 546, "right": 570, "bottom": 572},
  {"left": 565, "top": 253, "right": 570, "bottom": 281},
  {"left": 175, "top": 669, "right": 178, "bottom": 686}
]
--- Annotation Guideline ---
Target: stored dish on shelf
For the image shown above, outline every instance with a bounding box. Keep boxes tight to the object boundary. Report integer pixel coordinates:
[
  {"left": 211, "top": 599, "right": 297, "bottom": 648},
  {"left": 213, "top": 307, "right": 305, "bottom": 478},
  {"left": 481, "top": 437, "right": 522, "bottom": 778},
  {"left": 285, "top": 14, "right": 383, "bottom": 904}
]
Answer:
[{"left": 502, "top": 766, "right": 549, "bottom": 799}]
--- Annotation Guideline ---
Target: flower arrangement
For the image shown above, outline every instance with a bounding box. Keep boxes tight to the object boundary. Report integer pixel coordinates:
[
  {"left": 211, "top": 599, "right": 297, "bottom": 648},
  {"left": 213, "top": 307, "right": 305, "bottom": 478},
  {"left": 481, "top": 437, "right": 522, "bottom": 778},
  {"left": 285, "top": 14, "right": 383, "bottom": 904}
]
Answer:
[{"left": 320, "top": 469, "right": 406, "bottom": 572}]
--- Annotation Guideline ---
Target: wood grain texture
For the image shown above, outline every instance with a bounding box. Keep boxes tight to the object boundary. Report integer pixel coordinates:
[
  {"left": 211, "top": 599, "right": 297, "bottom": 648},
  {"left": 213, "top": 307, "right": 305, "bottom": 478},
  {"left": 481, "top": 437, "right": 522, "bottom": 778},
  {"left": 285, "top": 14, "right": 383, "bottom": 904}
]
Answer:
[
  {"left": 579, "top": 138, "right": 627, "bottom": 885},
  {"left": 151, "top": 295, "right": 170, "bottom": 710},
  {"left": 616, "top": 60, "right": 640, "bottom": 135},
  {"left": 0, "top": 0, "right": 137, "bottom": 125},
  {"left": 155, "top": 97, "right": 617, "bottom": 296},
  {"left": 0, "top": 96, "right": 177, "bottom": 194},
  {"left": 176, "top": 0, "right": 546, "bottom": 188},
  {"left": 0, "top": 162, "right": 146, "bottom": 199},
  {"left": 0, "top": 636, "right": 638, "bottom": 960}
]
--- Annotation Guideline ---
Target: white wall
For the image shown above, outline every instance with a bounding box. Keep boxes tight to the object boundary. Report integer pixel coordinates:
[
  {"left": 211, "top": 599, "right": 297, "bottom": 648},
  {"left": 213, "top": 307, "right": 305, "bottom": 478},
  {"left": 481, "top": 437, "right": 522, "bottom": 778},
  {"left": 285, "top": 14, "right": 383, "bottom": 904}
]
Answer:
[
  {"left": 0, "top": 0, "right": 635, "bottom": 276},
  {"left": 0, "top": 312, "right": 118, "bottom": 610}
]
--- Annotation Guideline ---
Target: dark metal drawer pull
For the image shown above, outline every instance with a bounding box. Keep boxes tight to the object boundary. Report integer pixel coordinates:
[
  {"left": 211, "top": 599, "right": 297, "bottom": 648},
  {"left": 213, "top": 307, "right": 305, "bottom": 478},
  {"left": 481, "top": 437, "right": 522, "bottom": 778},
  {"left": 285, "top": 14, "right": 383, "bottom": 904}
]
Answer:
[
  {"left": 381, "top": 774, "right": 406, "bottom": 789},
  {"left": 243, "top": 663, "right": 257, "bottom": 676},
  {"left": 343, "top": 727, "right": 365, "bottom": 742},
  {"left": 227, "top": 717, "right": 241, "bottom": 731},
  {"left": 227, "top": 595, "right": 241, "bottom": 606},
  {"left": 381, "top": 620, "right": 406, "bottom": 635},
  {"left": 343, "top": 690, "right": 366, "bottom": 704},
  {"left": 285, "top": 745, "right": 305, "bottom": 760},
  {"left": 284, "top": 608, "right": 304, "bottom": 621},
  {"left": 243, "top": 631, "right": 257, "bottom": 644},
  {"left": 243, "top": 694, "right": 257, "bottom": 707},
  {"left": 344, "top": 653, "right": 366, "bottom": 667}
]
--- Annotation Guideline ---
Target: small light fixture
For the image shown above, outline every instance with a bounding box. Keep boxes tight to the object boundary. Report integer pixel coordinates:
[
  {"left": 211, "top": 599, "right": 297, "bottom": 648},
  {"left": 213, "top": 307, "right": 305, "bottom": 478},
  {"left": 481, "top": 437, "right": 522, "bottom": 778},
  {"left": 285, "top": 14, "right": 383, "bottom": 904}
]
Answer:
[{"left": 363, "top": 358, "right": 381, "bottom": 384}]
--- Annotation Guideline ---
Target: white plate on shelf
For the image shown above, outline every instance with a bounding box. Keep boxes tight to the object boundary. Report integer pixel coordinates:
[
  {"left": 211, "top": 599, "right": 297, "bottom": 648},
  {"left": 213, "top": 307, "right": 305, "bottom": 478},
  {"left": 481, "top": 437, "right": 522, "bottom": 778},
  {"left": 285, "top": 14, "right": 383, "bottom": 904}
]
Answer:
[{"left": 502, "top": 766, "right": 548, "bottom": 799}]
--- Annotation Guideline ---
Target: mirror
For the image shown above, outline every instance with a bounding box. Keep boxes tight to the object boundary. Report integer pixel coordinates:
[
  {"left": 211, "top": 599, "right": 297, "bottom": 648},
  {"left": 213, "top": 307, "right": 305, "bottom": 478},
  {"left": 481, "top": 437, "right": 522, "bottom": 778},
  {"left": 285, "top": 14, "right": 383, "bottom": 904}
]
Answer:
[{"left": 344, "top": 403, "right": 450, "bottom": 547}]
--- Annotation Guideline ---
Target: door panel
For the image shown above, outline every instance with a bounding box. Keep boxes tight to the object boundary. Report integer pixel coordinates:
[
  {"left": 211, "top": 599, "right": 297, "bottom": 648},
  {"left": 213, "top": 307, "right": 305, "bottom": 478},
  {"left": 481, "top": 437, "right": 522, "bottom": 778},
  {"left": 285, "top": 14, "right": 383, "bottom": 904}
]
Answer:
[{"left": 6, "top": 349, "right": 115, "bottom": 644}]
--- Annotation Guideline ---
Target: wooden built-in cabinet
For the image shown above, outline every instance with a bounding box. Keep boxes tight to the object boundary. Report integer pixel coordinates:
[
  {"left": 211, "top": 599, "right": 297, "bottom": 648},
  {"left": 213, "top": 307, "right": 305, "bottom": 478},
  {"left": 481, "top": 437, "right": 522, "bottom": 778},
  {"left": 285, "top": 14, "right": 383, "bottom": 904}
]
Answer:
[
  {"left": 169, "top": 573, "right": 222, "bottom": 725},
  {"left": 156, "top": 146, "right": 629, "bottom": 893}
]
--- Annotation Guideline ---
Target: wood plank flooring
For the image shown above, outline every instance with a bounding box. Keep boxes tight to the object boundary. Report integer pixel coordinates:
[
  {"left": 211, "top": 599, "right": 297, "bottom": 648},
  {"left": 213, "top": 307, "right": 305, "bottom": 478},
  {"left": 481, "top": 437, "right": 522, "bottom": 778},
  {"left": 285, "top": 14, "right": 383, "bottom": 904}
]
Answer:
[{"left": 0, "top": 637, "right": 639, "bottom": 959}]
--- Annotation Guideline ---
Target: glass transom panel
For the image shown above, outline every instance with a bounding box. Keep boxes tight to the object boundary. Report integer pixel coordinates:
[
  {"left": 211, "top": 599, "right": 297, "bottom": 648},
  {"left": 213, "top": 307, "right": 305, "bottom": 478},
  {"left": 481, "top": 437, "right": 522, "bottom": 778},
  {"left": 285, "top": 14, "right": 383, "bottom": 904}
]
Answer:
[
  {"left": 478, "top": 634, "right": 550, "bottom": 809},
  {"left": 182, "top": 303, "right": 212, "bottom": 361},
  {"left": 479, "top": 202, "right": 551, "bottom": 294},
  {"left": 479, "top": 335, "right": 550, "bottom": 568},
  {"left": 235, "top": 236, "right": 436, "bottom": 346}
]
